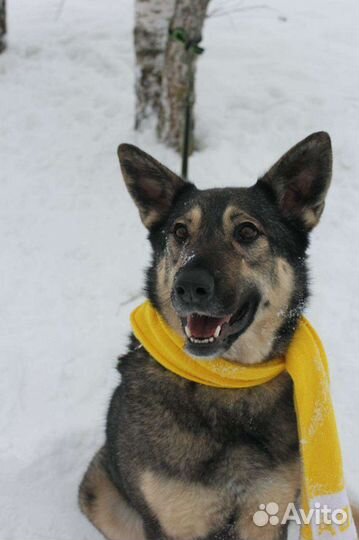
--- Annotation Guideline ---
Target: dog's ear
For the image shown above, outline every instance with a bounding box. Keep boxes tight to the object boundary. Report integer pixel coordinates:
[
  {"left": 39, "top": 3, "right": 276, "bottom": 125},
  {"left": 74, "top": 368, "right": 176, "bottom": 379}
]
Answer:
[
  {"left": 117, "top": 144, "right": 187, "bottom": 229},
  {"left": 259, "top": 132, "right": 332, "bottom": 230}
]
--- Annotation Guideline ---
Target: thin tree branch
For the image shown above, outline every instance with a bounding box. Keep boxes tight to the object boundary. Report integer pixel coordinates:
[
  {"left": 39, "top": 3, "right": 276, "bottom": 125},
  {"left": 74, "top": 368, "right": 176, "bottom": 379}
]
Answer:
[{"left": 207, "top": 3, "right": 282, "bottom": 19}]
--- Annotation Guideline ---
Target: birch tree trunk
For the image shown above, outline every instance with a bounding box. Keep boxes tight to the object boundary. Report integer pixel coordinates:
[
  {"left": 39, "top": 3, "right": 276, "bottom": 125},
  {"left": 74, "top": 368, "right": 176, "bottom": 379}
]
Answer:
[
  {"left": 0, "top": 0, "right": 6, "bottom": 53},
  {"left": 158, "top": 0, "right": 210, "bottom": 152},
  {"left": 134, "top": 0, "right": 176, "bottom": 129}
]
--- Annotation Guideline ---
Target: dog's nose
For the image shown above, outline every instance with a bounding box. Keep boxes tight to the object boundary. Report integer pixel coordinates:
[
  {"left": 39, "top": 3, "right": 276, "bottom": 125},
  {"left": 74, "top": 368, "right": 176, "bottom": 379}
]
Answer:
[{"left": 174, "top": 268, "right": 215, "bottom": 309}]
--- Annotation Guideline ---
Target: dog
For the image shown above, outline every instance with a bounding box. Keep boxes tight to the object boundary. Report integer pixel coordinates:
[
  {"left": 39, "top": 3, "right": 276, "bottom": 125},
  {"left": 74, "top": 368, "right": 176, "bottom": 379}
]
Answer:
[{"left": 79, "top": 132, "right": 346, "bottom": 540}]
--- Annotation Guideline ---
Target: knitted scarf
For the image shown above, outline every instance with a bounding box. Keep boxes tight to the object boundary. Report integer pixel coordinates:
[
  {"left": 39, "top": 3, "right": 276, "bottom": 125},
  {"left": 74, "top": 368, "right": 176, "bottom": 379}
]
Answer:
[{"left": 131, "top": 301, "right": 357, "bottom": 540}]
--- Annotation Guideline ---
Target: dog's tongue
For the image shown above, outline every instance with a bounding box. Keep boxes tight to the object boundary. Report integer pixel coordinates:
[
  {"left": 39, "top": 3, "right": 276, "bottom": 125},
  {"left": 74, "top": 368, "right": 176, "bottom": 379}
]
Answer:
[{"left": 187, "top": 313, "right": 230, "bottom": 339}]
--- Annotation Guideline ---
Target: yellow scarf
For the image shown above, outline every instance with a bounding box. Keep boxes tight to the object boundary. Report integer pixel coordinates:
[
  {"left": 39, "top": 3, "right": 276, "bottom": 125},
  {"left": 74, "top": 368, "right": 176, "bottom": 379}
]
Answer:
[{"left": 131, "top": 301, "right": 357, "bottom": 540}]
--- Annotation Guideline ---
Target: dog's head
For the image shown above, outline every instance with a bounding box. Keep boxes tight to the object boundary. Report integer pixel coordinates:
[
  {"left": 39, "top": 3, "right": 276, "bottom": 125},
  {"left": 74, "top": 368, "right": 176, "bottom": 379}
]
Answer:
[{"left": 118, "top": 132, "right": 332, "bottom": 363}]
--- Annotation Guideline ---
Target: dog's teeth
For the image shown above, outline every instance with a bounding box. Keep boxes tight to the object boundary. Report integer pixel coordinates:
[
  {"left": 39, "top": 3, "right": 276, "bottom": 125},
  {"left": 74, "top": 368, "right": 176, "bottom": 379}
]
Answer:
[
  {"left": 214, "top": 325, "right": 222, "bottom": 338},
  {"left": 185, "top": 325, "right": 191, "bottom": 338},
  {"left": 189, "top": 337, "right": 212, "bottom": 344}
]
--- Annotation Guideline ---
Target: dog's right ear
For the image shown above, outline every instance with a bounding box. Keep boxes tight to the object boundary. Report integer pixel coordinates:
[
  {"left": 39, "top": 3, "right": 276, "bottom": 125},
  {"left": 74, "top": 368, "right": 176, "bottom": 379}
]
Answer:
[{"left": 117, "top": 144, "right": 187, "bottom": 229}]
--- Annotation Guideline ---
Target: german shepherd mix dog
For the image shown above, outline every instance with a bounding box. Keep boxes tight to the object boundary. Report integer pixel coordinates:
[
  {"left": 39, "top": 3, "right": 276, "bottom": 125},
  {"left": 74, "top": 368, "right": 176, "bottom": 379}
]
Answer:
[{"left": 79, "top": 132, "right": 334, "bottom": 540}]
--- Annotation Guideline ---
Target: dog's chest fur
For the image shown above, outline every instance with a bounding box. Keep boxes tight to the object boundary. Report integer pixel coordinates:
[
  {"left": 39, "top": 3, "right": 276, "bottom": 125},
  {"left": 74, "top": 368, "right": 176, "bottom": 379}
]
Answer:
[{"left": 105, "top": 346, "right": 300, "bottom": 537}]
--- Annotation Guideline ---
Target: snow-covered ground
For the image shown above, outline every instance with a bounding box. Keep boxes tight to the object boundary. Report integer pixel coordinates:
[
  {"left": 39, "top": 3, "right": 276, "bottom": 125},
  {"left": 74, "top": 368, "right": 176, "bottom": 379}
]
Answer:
[{"left": 0, "top": 0, "right": 358, "bottom": 538}]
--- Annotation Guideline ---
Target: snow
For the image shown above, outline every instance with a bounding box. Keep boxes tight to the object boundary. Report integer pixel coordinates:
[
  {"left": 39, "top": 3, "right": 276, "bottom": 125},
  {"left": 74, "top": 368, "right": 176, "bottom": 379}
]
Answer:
[{"left": 0, "top": 0, "right": 358, "bottom": 538}]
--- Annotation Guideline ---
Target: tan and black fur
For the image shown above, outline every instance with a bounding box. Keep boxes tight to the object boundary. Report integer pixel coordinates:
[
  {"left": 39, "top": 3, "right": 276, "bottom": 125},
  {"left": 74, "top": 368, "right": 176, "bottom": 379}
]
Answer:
[{"left": 79, "top": 133, "right": 335, "bottom": 539}]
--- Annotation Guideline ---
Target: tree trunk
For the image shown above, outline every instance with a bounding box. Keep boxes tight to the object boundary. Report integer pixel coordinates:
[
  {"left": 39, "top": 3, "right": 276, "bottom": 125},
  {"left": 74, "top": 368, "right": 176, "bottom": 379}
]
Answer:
[
  {"left": 158, "top": 0, "right": 210, "bottom": 153},
  {"left": 0, "top": 0, "right": 6, "bottom": 53},
  {"left": 134, "top": 0, "right": 176, "bottom": 129}
]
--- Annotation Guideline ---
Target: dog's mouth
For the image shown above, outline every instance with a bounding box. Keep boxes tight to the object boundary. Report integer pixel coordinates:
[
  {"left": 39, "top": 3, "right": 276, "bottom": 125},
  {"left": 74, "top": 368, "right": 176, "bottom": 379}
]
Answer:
[
  {"left": 180, "top": 293, "right": 260, "bottom": 358},
  {"left": 184, "top": 313, "right": 232, "bottom": 344}
]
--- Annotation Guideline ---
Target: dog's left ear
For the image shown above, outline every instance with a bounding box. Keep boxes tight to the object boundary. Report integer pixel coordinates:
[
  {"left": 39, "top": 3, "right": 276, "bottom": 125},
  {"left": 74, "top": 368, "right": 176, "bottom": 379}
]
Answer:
[
  {"left": 259, "top": 131, "right": 332, "bottom": 230},
  {"left": 117, "top": 144, "right": 187, "bottom": 229}
]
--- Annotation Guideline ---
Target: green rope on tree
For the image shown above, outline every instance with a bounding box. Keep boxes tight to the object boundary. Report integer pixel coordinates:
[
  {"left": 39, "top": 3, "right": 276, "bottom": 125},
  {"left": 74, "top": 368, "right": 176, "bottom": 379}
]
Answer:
[
  {"left": 168, "top": 27, "right": 205, "bottom": 179},
  {"left": 169, "top": 27, "right": 204, "bottom": 54}
]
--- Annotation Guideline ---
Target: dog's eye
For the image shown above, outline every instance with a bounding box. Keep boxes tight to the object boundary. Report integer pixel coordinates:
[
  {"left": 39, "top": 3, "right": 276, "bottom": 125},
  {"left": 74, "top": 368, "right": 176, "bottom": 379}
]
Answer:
[
  {"left": 233, "top": 222, "right": 259, "bottom": 244},
  {"left": 173, "top": 223, "right": 189, "bottom": 242}
]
